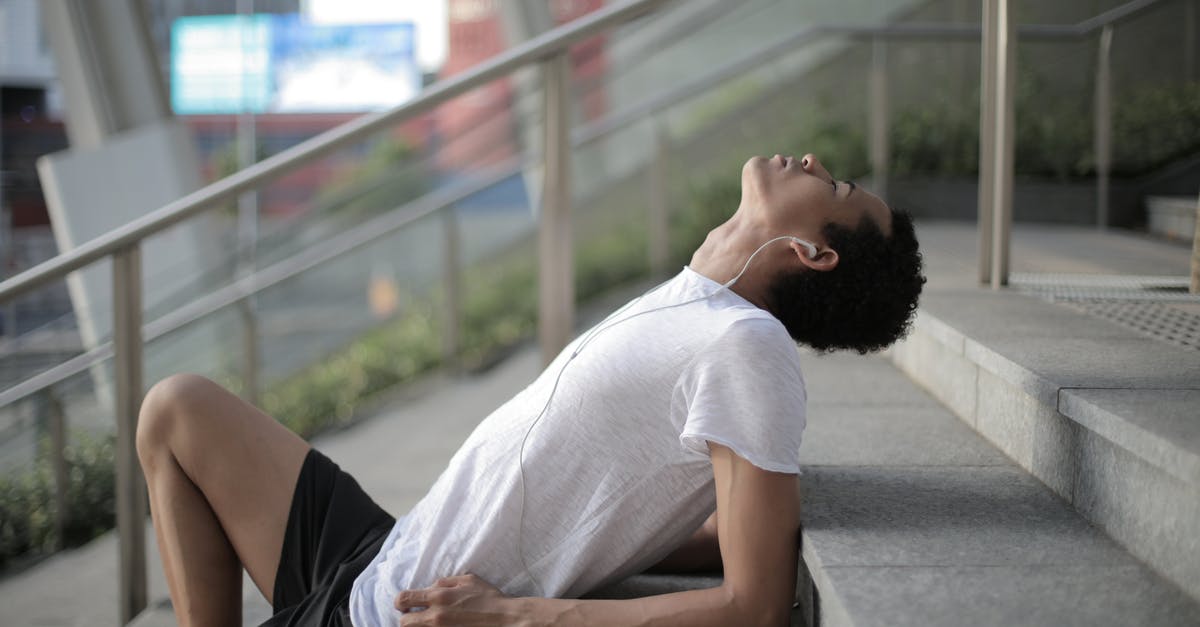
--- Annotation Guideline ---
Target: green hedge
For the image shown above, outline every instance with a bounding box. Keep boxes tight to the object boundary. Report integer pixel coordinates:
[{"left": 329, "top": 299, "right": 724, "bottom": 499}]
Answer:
[
  {"left": 887, "top": 80, "right": 1200, "bottom": 180},
  {"left": 0, "top": 433, "right": 114, "bottom": 570}
]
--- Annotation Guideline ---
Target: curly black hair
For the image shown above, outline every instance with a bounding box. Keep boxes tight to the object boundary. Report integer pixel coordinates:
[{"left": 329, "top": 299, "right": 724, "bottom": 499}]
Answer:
[{"left": 764, "top": 208, "right": 925, "bottom": 354}]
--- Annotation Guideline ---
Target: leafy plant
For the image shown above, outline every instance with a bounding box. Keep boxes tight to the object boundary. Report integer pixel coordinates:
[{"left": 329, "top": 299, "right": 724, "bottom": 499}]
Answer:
[
  {"left": 313, "top": 137, "right": 430, "bottom": 222},
  {"left": 885, "top": 80, "right": 1200, "bottom": 180},
  {"left": 1109, "top": 81, "right": 1200, "bottom": 177},
  {"left": 0, "top": 433, "right": 114, "bottom": 570}
]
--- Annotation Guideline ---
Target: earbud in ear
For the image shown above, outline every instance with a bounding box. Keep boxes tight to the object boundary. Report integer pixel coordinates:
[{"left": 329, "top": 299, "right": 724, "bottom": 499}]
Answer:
[{"left": 788, "top": 237, "right": 819, "bottom": 259}]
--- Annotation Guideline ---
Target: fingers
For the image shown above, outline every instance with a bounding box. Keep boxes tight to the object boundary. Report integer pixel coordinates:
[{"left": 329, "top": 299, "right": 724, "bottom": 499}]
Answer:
[
  {"left": 434, "top": 573, "right": 479, "bottom": 588},
  {"left": 395, "top": 588, "right": 441, "bottom": 611},
  {"left": 399, "top": 608, "right": 459, "bottom": 627},
  {"left": 398, "top": 608, "right": 435, "bottom": 626},
  {"left": 396, "top": 573, "right": 490, "bottom": 611},
  {"left": 395, "top": 577, "right": 473, "bottom": 611}
]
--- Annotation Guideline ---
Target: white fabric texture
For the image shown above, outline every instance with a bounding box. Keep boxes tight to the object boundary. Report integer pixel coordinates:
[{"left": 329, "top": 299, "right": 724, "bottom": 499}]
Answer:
[{"left": 349, "top": 267, "right": 807, "bottom": 626}]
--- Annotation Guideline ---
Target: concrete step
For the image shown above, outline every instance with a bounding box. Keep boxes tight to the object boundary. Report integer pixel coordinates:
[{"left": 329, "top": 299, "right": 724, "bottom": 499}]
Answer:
[
  {"left": 890, "top": 289, "right": 1200, "bottom": 602},
  {"left": 796, "top": 350, "right": 1200, "bottom": 626}
]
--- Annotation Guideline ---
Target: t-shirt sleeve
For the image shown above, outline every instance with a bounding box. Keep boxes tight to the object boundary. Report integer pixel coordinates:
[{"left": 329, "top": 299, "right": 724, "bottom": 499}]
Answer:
[{"left": 677, "top": 316, "right": 807, "bottom": 474}]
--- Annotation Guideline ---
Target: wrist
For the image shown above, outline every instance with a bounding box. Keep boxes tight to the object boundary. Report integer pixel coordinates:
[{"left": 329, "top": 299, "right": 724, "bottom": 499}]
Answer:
[
  {"left": 507, "top": 596, "right": 547, "bottom": 627},
  {"left": 510, "top": 595, "right": 569, "bottom": 627}
]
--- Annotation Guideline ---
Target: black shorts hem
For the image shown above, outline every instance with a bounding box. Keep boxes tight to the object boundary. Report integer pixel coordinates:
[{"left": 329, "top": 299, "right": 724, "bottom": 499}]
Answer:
[{"left": 265, "top": 448, "right": 394, "bottom": 626}]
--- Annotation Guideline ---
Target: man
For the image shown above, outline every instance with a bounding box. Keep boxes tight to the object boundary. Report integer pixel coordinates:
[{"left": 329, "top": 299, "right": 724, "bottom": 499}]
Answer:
[{"left": 137, "top": 153, "right": 924, "bottom": 626}]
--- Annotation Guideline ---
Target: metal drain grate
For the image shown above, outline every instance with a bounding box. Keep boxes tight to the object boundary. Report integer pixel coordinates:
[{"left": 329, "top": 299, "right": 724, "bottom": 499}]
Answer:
[{"left": 1011, "top": 274, "right": 1200, "bottom": 352}]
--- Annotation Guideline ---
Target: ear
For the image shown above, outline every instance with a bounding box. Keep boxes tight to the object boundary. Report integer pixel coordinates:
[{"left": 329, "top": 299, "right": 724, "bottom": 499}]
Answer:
[{"left": 791, "top": 240, "right": 839, "bottom": 272}]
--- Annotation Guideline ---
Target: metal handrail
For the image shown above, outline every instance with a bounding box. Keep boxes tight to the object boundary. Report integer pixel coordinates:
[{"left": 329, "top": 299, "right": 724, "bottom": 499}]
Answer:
[
  {"left": 0, "top": 20, "right": 968, "bottom": 405},
  {"left": 0, "top": 3, "right": 675, "bottom": 622},
  {"left": 0, "top": 0, "right": 1169, "bottom": 306},
  {"left": 0, "top": 0, "right": 673, "bottom": 304},
  {"left": 0, "top": 162, "right": 517, "bottom": 407},
  {"left": 0, "top": 0, "right": 1176, "bottom": 406}
]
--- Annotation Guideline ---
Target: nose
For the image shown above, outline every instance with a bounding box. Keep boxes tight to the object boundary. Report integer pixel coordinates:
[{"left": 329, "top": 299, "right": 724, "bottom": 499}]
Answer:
[{"left": 800, "top": 153, "right": 834, "bottom": 184}]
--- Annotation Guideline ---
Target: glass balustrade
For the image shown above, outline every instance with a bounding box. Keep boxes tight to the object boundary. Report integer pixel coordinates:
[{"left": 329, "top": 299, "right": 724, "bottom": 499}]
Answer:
[{"left": 1, "top": 0, "right": 1195, "bottom": 584}]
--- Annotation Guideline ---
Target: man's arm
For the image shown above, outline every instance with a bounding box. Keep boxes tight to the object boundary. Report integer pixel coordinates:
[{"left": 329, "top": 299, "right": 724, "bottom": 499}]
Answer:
[{"left": 396, "top": 441, "right": 800, "bottom": 627}]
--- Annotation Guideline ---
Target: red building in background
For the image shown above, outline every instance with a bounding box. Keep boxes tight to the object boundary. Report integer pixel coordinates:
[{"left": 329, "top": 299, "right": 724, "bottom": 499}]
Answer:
[{"left": 438, "top": 0, "right": 609, "bottom": 171}]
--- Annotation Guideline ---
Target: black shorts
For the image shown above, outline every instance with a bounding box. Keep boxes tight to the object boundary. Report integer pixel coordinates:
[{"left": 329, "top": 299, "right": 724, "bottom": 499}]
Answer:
[{"left": 263, "top": 448, "right": 396, "bottom": 626}]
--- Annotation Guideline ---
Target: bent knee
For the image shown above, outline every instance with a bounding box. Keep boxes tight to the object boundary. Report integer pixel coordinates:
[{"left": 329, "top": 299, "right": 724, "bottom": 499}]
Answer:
[{"left": 137, "top": 373, "right": 225, "bottom": 461}]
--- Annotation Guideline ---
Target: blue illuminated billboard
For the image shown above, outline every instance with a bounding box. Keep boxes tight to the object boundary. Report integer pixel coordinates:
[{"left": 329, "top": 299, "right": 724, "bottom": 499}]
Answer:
[{"left": 171, "top": 14, "right": 418, "bottom": 114}]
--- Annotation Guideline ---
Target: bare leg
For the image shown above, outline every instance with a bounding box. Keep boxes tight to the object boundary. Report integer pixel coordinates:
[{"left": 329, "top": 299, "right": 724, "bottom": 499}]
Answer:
[{"left": 136, "top": 374, "right": 310, "bottom": 626}]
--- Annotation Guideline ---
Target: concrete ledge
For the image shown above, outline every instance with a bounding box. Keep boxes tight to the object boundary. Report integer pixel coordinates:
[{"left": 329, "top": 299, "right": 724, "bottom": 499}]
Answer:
[
  {"left": 798, "top": 351, "right": 1200, "bottom": 626},
  {"left": 974, "top": 368, "right": 1079, "bottom": 501},
  {"left": 1060, "top": 389, "right": 1200, "bottom": 485},
  {"left": 1074, "top": 428, "right": 1200, "bottom": 607},
  {"left": 815, "top": 565, "right": 1200, "bottom": 627},
  {"left": 801, "top": 466, "right": 1131, "bottom": 569},
  {"left": 890, "top": 290, "right": 1200, "bottom": 600}
]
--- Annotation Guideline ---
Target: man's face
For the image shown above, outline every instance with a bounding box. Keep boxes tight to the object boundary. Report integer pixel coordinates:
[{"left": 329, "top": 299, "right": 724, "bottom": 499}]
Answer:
[{"left": 740, "top": 153, "right": 891, "bottom": 241}]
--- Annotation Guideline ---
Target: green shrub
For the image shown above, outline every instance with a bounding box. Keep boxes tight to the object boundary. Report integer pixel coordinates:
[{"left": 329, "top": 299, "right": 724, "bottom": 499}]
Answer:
[
  {"left": 1110, "top": 81, "right": 1200, "bottom": 177},
  {"left": 885, "top": 80, "right": 1200, "bottom": 180},
  {"left": 262, "top": 303, "right": 442, "bottom": 438},
  {"left": 0, "top": 433, "right": 114, "bottom": 570},
  {"left": 314, "top": 137, "right": 430, "bottom": 222},
  {"left": 459, "top": 253, "right": 538, "bottom": 369},
  {"left": 891, "top": 99, "right": 980, "bottom": 178},
  {"left": 671, "top": 176, "right": 740, "bottom": 265}
]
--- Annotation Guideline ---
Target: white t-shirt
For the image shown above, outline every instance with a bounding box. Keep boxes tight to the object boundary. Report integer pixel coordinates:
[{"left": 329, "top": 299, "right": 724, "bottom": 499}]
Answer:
[{"left": 349, "top": 267, "right": 807, "bottom": 626}]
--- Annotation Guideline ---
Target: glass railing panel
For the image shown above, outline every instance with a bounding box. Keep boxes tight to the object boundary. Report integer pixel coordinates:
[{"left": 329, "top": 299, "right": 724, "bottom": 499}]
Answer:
[
  {"left": 453, "top": 185, "right": 539, "bottom": 370},
  {"left": 253, "top": 211, "right": 443, "bottom": 386},
  {"left": 570, "top": 116, "right": 655, "bottom": 299},
  {"left": 1101, "top": 2, "right": 1199, "bottom": 185},
  {"left": 0, "top": 365, "right": 114, "bottom": 568},
  {"left": 877, "top": 36, "right": 984, "bottom": 219},
  {"left": 0, "top": 275, "right": 89, "bottom": 403},
  {"left": 234, "top": 175, "right": 538, "bottom": 424},
  {"left": 9, "top": 0, "right": 1195, "bottom": 581},
  {"left": 1021, "top": 0, "right": 1132, "bottom": 25},
  {"left": 141, "top": 304, "right": 246, "bottom": 392},
  {"left": 597, "top": 0, "right": 920, "bottom": 126},
  {"left": 134, "top": 76, "right": 528, "bottom": 324}
]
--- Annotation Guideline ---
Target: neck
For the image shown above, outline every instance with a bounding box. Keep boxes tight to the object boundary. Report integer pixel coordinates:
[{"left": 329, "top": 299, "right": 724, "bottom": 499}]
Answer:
[{"left": 689, "top": 210, "right": 772, "bottom": 309}]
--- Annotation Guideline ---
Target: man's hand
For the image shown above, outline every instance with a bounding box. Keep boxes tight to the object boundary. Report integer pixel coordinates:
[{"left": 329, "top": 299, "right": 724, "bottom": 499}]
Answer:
[{"left": 396, "top": 574, "right": 534, "bottom": 626}]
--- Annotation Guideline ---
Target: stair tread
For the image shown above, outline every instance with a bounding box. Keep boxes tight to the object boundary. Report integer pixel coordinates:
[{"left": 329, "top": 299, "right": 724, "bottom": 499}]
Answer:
[
  {"left": 912, "top": 290, "right": 1200, "bottom": 484},
  {"left": 1060, "top": 388, "right": 1200, "bottom": 484},
  {"left": 797, "top": 351, "right": 1200, "bottom": 626}
]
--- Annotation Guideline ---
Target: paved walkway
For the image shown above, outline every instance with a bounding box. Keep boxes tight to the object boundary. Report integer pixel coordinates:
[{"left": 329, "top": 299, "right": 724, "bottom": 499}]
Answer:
[
  {"left": 0, "top": 221, "right": 1193, "bottom": 625},
  {"left": 1, "top": 348, "right": 546, "bottom": 626}
]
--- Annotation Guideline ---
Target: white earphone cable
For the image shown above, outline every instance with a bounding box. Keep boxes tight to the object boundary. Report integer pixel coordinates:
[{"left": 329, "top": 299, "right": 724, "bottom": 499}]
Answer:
[{"left": 513, "top": 235, "right": 815, "bottom": 594}]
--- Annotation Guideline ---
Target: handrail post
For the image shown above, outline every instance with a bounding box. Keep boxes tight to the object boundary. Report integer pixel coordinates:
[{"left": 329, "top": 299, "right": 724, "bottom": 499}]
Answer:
[
  {"left": 112, "top": 245, "right": 147, "bottom": 624},
  {"left": 1094, "top": 24, "right": 1113, "bottom": 230},
  {"left": 538, "top": 53, "right": 574, "bottom": 365},
  {"left": 238, "top": 298, "right": 260, "bottom": 405},
  {"left": 442, "top": 207, "right": 462, "bottom": 369},
  {"left": 0, "top": 98, "right": 9, "bottom": 337},
  {"left": 1192, "top": 188, "right": 1199, "bottom": 294},
  {"left": 1185, "top": 0, "right": 1196, "bottom": 82},
  {"left": 869, "top": 36, "right": 890, "bottom": 202},
  {"left": 45, "top": 389, "right": 68, "bottom": 550},
  {"left": 648, "top": 121, "right": 670, "bottom": 276},
  {"left": 989, "top": 0, "right": 1017, "bottom": 289},
  {"left": 978, "top": 0, "right": 997, "bottom": 284}
]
